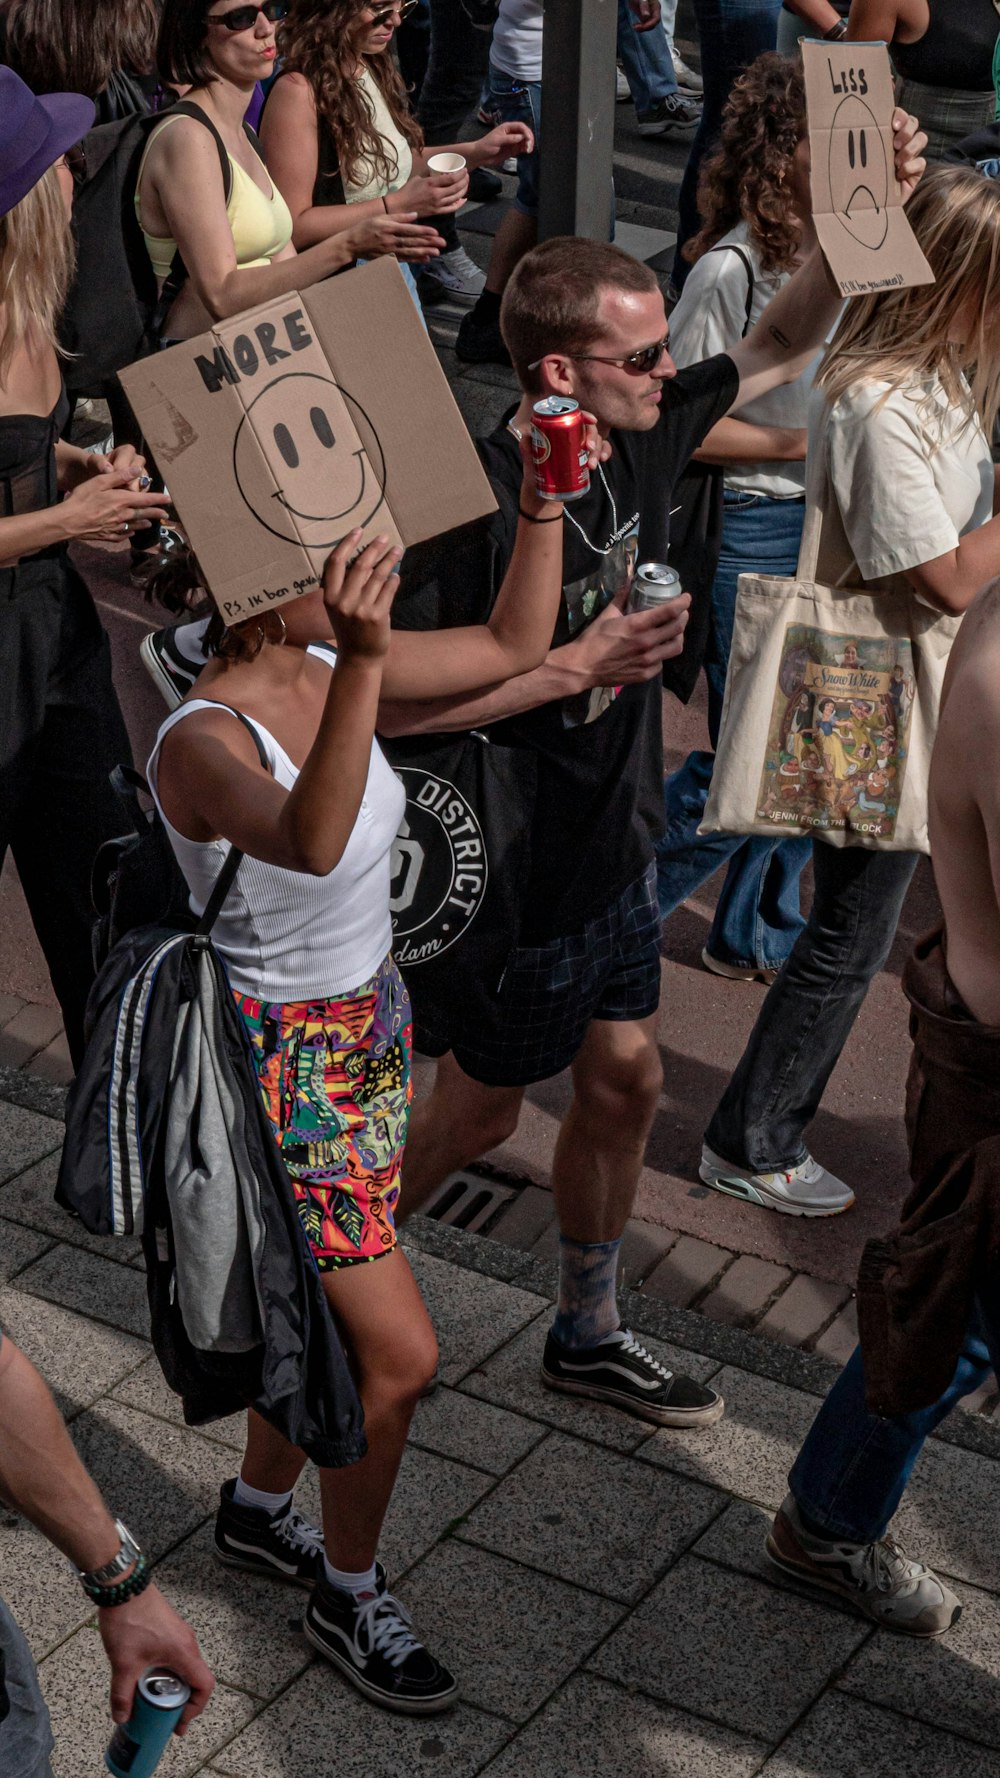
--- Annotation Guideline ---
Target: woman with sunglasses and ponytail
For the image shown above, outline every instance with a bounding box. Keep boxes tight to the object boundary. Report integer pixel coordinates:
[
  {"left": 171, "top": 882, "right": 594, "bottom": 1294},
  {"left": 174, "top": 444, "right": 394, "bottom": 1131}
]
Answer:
[
  {"left": 258, "top": 0, "right": 532, "bottom": 315},
  {"left": 135, "top": 0, "right": 412, "bottom": 345}
]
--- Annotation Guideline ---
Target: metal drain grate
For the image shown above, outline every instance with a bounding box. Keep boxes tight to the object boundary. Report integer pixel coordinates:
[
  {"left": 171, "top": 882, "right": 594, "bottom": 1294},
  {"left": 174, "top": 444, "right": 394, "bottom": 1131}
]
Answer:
[{"left": 422, "top": 1170, "right": 517, "bottom": 1234}]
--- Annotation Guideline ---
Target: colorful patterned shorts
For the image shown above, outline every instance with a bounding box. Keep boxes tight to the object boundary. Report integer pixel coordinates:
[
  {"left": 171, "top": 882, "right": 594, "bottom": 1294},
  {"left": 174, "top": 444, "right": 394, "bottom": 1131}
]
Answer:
[{"left": 235, "top": 956, "right": 412, "bottom": 1269}]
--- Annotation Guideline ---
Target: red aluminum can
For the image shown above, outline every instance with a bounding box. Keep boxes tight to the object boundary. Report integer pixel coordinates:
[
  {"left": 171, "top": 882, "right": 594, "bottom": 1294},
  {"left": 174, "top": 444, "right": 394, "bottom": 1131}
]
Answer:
[{"left": 529, "top": 397, "right": 590, "bottom": 502}]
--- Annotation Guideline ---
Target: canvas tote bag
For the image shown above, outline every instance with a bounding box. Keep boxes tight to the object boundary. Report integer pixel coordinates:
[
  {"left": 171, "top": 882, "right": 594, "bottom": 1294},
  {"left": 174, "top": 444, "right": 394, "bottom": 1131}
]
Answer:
[{"left": 700, "top": 424, "right": 962, "bottom": 855}]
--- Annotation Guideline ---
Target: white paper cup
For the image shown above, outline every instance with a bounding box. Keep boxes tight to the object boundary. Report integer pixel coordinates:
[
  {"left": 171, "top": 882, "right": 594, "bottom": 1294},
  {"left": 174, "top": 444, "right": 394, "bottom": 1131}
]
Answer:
[{"left": 427, "top": 153, "right": 467, "bottom": 174}]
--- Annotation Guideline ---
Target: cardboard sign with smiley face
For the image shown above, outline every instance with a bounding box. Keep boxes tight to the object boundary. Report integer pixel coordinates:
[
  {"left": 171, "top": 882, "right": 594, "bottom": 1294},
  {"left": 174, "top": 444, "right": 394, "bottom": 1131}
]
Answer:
[
  {"left": 120, "top": 258, "right": 496, "bottom": 625},
  {"left": 801, "top": 40, "right": 934, "bottom": 299}
]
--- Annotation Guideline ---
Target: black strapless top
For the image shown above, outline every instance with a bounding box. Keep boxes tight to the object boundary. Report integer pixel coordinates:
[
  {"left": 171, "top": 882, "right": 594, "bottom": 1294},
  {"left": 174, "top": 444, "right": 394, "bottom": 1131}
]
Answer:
[{"left": 0, "top": 388, "right": 71, "bottom": 521}]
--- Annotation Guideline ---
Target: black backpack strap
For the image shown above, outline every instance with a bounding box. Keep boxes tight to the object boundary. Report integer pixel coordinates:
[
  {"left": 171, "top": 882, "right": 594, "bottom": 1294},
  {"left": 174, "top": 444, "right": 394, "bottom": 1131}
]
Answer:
[
  {"left": 190, "top": 704, "right": 272, "bottom": 938},
  {"left": 708, "top": 242, "right": 756, "bottom": 338},
  {"left": 151, "top": 101, "right": 241, "bottom": 338}
]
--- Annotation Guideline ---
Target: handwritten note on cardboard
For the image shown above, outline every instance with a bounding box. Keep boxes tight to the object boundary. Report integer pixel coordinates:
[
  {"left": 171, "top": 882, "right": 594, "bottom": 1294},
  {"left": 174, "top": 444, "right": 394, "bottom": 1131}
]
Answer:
[{"left": 802, "top": 39, "right": 934, "bottom": 299}]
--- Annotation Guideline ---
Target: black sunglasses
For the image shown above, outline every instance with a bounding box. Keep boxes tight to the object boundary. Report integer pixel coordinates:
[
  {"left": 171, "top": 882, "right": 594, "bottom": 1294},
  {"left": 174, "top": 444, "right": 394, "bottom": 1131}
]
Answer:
[
  {"left": 206, "top": 0, "right": 288, "bottom": 31},
  {"left": 370, "top": 0, "right": 420, "bottom": 23}
]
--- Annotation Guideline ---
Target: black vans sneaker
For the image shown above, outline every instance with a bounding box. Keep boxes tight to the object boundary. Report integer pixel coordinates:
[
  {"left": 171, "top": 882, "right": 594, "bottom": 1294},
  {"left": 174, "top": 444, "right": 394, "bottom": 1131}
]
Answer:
[
  {"left": 139, "top": 618, "right": 209, "bottom": 709},
  {"left": 214, "top": 1478, "right": 325, "bottom": 1588},
  {"left": 541, "top": 1326, "right": 724, "bottom": 1427},
  {"left": 304, "top": 1568, "right": 458, "bottom": 1715}
]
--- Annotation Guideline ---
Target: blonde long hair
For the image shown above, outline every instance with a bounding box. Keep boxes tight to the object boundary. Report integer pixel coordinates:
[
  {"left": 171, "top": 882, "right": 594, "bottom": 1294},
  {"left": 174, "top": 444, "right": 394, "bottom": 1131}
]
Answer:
[
  {"left": 0, "top": 164, "right": 74, "bottom": 381},
  {"left": 818, "top": 166, "right": 1000, "bottom": 438}
]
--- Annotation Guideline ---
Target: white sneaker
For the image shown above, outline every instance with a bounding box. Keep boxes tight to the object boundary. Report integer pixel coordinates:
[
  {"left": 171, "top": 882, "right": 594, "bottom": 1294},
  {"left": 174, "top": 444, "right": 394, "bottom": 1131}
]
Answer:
[
  {"left": 616, "top": 63, "right": 631, "bottom": 102},
  {"left": 419, "top": 245, "right": 485, "bottom": 303},
  {"left": 699, "top": 1144, "right": 855, "bottom": 1217},
  {"left": 669, "top": 45, "right": 703, "bottom": 93}
]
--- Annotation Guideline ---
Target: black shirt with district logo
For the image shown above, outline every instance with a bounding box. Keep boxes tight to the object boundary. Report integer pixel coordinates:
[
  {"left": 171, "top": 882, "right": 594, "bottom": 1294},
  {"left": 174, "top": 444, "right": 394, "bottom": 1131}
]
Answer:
[{"left": 391, "top": 353, "right": 740, "bottom": 943}]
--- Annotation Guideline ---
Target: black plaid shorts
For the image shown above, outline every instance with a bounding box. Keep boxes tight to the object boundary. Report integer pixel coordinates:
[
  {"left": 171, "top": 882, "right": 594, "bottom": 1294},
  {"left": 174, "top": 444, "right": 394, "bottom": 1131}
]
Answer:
[{"left": 449, "top": 864, "right": 662, "bottom": 1087}]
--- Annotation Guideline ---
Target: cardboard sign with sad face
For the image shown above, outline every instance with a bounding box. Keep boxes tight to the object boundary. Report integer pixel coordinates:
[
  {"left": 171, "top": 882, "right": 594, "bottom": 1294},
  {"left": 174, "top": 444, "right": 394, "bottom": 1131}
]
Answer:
[{"left": 802, "top": 40, "right": 934, "bottom": 298}]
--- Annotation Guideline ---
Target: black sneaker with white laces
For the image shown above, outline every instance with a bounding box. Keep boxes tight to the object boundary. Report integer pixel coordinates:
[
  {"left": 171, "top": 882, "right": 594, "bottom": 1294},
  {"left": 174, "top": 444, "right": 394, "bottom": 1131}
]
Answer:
[
  {"left": 304, "top": 1567, "right": 458, "bottom": 1715},
  {"left": 541, "top": 1325, "right": 724, "bottom": 1427},
  {"left": 213, "top": 1478, "right": 325, "bottom": 1588}
]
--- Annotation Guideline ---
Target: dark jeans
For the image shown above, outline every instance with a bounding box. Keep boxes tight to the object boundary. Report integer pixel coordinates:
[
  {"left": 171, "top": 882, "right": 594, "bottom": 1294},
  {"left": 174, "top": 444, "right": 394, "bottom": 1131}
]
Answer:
[
  {"left": 0, "top": 557, "right": 132, "bottom": 1067},
  {"left": 417, "top": 0, "right": 492, "bottom": 253},
  {"left": 673, "top": 0, "right": 780, "bottom": 286},
  {"left": 705, "top": 842, "right": 918, "bottom": 1169},
  {"left": 791, "top": 1296, "right": 1000, "bottom": 1544}
]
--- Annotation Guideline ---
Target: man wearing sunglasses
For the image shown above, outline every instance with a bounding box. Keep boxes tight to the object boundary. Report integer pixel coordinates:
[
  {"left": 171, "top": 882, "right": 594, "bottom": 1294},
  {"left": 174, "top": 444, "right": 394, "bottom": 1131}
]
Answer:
[{"left": 382, "top": 110, "right": 926, "bottom": 1431}]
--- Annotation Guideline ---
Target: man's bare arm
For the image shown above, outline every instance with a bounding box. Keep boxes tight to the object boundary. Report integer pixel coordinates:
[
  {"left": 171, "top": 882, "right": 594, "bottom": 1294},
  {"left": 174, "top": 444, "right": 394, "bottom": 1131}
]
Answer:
[{"left": 379, "top": 595, "right": 690, "bottom": 737}]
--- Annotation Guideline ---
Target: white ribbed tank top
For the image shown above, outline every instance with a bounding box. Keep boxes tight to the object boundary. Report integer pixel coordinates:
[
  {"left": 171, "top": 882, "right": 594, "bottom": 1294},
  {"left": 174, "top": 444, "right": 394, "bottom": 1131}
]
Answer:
[{"left": 147, "top": 645, "right": 405, "bottom": 1002}]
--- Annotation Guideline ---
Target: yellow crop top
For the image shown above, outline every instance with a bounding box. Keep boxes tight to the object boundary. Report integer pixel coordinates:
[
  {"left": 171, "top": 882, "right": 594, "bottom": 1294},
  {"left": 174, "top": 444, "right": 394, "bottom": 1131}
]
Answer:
[{"left": 135, "top": 114, "right": 293, "bottom": 281}]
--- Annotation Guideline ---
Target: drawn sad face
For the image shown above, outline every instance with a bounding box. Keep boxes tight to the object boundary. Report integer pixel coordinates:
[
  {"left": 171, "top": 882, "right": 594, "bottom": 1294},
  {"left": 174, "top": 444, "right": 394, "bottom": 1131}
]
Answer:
[
  {"left": 232, "top": 371, "right": 387, "bottom": 547},
  {"left": 829, "top": 95, "right": 889, "bottom": 251}
]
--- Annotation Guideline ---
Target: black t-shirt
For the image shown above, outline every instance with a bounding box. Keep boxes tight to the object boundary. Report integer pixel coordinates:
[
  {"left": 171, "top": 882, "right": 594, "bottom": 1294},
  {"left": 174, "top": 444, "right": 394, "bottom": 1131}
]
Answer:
[{"left": 391, "top": 354, "right": 740, "bottom": 942}]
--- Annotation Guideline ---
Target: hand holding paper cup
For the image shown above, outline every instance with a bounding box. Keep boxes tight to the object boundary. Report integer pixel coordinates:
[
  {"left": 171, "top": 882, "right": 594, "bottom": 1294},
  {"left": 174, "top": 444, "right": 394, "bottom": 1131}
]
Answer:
[
  {"left": 411, "top": 151, "right": 468, "bottom": 214},
  {"left": 427, "top": 153, "right": 467, "bottom": 174}
]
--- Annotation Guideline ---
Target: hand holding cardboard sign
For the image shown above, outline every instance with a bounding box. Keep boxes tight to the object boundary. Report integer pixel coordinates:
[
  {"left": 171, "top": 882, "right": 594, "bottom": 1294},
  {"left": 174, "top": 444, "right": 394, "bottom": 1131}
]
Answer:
[{"left": 321, "top": 530, "right": 403, "bottom": 664}]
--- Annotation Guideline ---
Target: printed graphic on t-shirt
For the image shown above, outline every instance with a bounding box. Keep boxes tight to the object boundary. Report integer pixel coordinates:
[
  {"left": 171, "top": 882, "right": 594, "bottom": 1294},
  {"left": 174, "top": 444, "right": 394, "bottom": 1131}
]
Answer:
[
  {"left": 757, "top": 625, "right": 914, "bottom": 841},
  {"left": 561, "top": 519, "right": 639, "bottom": 727}
]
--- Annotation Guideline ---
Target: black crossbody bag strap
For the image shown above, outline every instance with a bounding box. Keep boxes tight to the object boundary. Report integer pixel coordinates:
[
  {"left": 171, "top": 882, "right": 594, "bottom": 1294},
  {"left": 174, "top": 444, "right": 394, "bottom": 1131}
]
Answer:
[
  {"left": 193, "top": 705, "right": 271, "bottom": 938},
  {"left": 708, "top": 241, "right": 756, "bottom": 337}
]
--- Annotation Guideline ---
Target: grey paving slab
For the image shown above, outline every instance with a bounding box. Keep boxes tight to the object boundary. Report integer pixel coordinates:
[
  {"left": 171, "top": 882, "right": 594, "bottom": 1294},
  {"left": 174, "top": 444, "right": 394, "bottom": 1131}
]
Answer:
[
  {"left": 0, "top": 1283, "right": 148, "bottom": 1417},
  {"left": 477, "top": 1674, "right": 767, "bottom": 1778},
  {"left": 15, "top": 1241, "right": 150, "bottom": 1338},
  {"left": 590, "top": 1553, "right": 866, "bottom": 1740},
  {"left": 409, "top": 1383, "right": 546, "bottom": 1476},
  {"left": 641, "top": 1364, "right": 818, "bottom": 1508},
  {"left": 40, "top": 1621, "right": 257, "bottom": 1778},
  {"left": 461, "top": 1430, "right": 722, "bottom": 1603},
  {"left": 461, "top": 1312, "right": 717, "bottom": 1455},
  {"left": 840, "top": 1572, "right": 1000, "bottom": 1749},
  {"left": 69, "top": 1399, "right": 230, "bottom": 1560},
  {"left": 293, "top": 1442, "right": 495, "bottom": 1582},
  {"left": 0, "top": 1101, "right": 63, "bottom": 1185},
  {"left": 153, "top": 1523, "right": 313, "bottom": 1699},
  {"left": 402, "top": 1539, "right": 624, "bottom": 1721},
  {"left": 895, "top": 1435, "right": 1000, "bottom": 1594},
  {"left": 0, "top": 1150, "right": 145, "bottom": 1267},
  {"left": 209, "top": 1670, "right": 511, "bottom": 1778},
  {"left": 758, "top": 1690, "right": 1000, "bottom": 1778},
  {"left": 0, "top": 1515, "right": 94, "bottom": 1657},
  {"left": 112, "top": 1354, "right": 248, "bottom": 1452},
  {"left": 405, "top": 1248, "right": 544, "bottom": 1386},
  {"left": 0, "top": 1215, "right": 53, "bottom": 1280}
]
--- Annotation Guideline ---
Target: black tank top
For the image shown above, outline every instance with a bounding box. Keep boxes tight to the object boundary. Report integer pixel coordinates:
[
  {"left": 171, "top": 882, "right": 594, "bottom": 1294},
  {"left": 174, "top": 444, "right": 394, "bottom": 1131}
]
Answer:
[
  {"left": 0, "top": 388, "right": 70, "bottom": 524},
  {"left": 892, "top": 0, "right": 998, "bottom": 92}
]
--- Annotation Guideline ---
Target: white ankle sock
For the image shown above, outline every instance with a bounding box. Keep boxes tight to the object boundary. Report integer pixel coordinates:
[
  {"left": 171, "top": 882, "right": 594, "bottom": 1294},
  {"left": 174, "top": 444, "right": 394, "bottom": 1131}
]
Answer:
[
  {"left": 233, "top": 1476, "right": 293, "bottom": 1516},
  {"left": 324, "top": 1558, "right": 378, "bottom": 1596}
]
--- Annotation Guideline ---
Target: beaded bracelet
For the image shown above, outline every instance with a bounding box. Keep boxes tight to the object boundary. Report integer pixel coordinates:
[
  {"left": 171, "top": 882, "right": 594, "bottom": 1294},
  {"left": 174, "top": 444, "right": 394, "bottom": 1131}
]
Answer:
[{"left": 82, "top": 1551, "right": 152, "bottom": 1608}]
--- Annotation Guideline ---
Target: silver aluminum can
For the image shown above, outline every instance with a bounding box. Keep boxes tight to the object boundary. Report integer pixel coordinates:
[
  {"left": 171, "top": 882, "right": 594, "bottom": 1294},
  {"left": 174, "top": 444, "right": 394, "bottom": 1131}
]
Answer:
[{"left": 628, "top": 561, "right": 682, "bottom": 613}]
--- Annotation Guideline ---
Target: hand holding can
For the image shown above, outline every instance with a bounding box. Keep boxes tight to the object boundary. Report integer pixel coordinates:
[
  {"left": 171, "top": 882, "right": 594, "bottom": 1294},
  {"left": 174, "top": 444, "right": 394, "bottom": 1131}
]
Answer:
[{"left": 105, "top": 1669, "right": 191, "bottom": 1777}]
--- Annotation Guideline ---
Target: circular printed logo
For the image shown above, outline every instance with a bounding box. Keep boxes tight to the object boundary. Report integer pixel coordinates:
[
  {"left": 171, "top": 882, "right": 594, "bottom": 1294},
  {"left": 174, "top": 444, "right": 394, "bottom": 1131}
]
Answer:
[
  {"left": 389, "top": 769, "right": 488, "bottom": 966},
  {"left": 529, "top": 425, "right": 552, "bottom": 465}
]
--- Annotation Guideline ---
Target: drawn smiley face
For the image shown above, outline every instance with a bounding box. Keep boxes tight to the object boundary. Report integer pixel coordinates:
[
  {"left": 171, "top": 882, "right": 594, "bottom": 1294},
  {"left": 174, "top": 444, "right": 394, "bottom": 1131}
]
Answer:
[
  {"left": 829, "top": 94, "right": 889, "bottom": 251},
  {"left": 232, "top": 372, "right": 387, "bottom": 547}
]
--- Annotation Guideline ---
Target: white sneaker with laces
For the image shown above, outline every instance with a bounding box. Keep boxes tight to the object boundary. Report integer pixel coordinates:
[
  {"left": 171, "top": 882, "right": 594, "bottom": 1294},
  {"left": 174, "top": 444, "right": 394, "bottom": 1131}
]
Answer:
[
  {"left": 699, "top": 1144, "right": 855, "bottom": 1216},
  {"left": 418, "top": 245, "right": 485, "bottom": 303},
  {"left": 669, "top": 45, "right": 703, "bottom": 93},
  {"left": 616, "top": 63, "right": 631, "bottom": 102},
  {"left": 767, "top": 1495, "right": 962, "bottom": 1637}
]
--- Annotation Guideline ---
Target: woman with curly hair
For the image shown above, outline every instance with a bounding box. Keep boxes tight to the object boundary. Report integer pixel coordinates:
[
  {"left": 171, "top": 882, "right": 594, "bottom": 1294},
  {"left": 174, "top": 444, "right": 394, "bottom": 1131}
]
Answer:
[
  {"left": 259, "top": 0, "right": 532, "bottom": 313},
  {"left": 656, "top": 50, "right": 814, "bottom": 986}
]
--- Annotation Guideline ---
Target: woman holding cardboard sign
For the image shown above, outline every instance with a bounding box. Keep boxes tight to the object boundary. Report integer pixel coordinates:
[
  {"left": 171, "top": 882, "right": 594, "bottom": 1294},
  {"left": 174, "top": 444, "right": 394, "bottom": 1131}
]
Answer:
[
  {"left": 259, "top": 0, "right": 533, "bottom": 308},
  {"left": 700, "top": 165, "right": 1000, "bottom": 1219},
  {"left": 148, "top": 416, "right": 608, "bottom": 1713},
  {"left": 134, "top": 0, "right": 441, "bottom": 344}
]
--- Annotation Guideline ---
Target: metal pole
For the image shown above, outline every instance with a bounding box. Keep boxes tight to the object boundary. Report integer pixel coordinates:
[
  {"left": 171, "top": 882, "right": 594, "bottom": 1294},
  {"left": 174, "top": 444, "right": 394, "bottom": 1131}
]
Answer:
[{"left": 538, "top": 0, "right": 617, "bottom": 242}]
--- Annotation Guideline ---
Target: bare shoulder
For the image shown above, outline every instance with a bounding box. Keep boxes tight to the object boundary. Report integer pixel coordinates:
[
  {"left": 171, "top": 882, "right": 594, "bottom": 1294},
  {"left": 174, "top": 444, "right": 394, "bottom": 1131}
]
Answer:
[
  {"left": 158, "top": 703, "right": 264, "bottom": 780},
  {"left": 264, "top": 70, "right": 316, "bottom": 112}
]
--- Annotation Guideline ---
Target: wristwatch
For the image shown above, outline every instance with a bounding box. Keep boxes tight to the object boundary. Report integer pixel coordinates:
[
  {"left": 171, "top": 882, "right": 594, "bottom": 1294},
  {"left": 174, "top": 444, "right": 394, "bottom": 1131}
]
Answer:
[
  {"left": 824, "top": 17, "right": 848, "bottom": 38},
  {"left": 72, "top": 1520, "right": 142, "bottom": 1589}
]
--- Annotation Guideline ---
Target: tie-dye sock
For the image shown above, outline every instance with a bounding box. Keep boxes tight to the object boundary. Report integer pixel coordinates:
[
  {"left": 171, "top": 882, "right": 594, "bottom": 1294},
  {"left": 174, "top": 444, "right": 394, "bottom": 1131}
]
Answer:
[{"left": 551, "top": 1235, "right": 622, "bottom": 1349}]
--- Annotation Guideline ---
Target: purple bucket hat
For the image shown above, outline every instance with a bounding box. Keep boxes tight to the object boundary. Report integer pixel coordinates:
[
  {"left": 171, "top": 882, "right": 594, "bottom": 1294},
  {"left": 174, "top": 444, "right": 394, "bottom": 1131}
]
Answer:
[{"left": 0, "top": 64, "right": 94, "bottom": 218}]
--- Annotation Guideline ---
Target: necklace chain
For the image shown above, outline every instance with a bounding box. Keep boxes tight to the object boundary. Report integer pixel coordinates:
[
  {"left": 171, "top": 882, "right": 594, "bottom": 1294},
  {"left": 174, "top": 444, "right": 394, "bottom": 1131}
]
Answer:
[{"left": 561, "top": 464, "right": 619, "bottom": 556}]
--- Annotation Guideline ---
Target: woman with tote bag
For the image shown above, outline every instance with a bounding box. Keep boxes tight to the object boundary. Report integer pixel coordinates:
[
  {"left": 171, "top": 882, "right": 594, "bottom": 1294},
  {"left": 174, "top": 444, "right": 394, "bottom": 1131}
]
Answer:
[{"left": 698, "top": 165, "right": 1000, "bottom": 1218}]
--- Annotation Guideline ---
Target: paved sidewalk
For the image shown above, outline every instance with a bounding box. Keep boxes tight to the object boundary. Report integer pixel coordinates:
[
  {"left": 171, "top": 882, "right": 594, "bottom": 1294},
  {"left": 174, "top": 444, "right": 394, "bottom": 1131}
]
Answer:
[{"left": 2, "top": 1083, "right": 999, "bottom": 1778}]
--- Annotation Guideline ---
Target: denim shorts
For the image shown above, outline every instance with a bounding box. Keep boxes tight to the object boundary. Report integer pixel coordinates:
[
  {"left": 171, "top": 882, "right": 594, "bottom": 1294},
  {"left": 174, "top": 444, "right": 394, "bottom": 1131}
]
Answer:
[
  {"left": 449, "top": 864, "right": 662, "bottom": 1087},
  {"left": 488, "top": 61, "right": 541, "bottom": 215}
]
